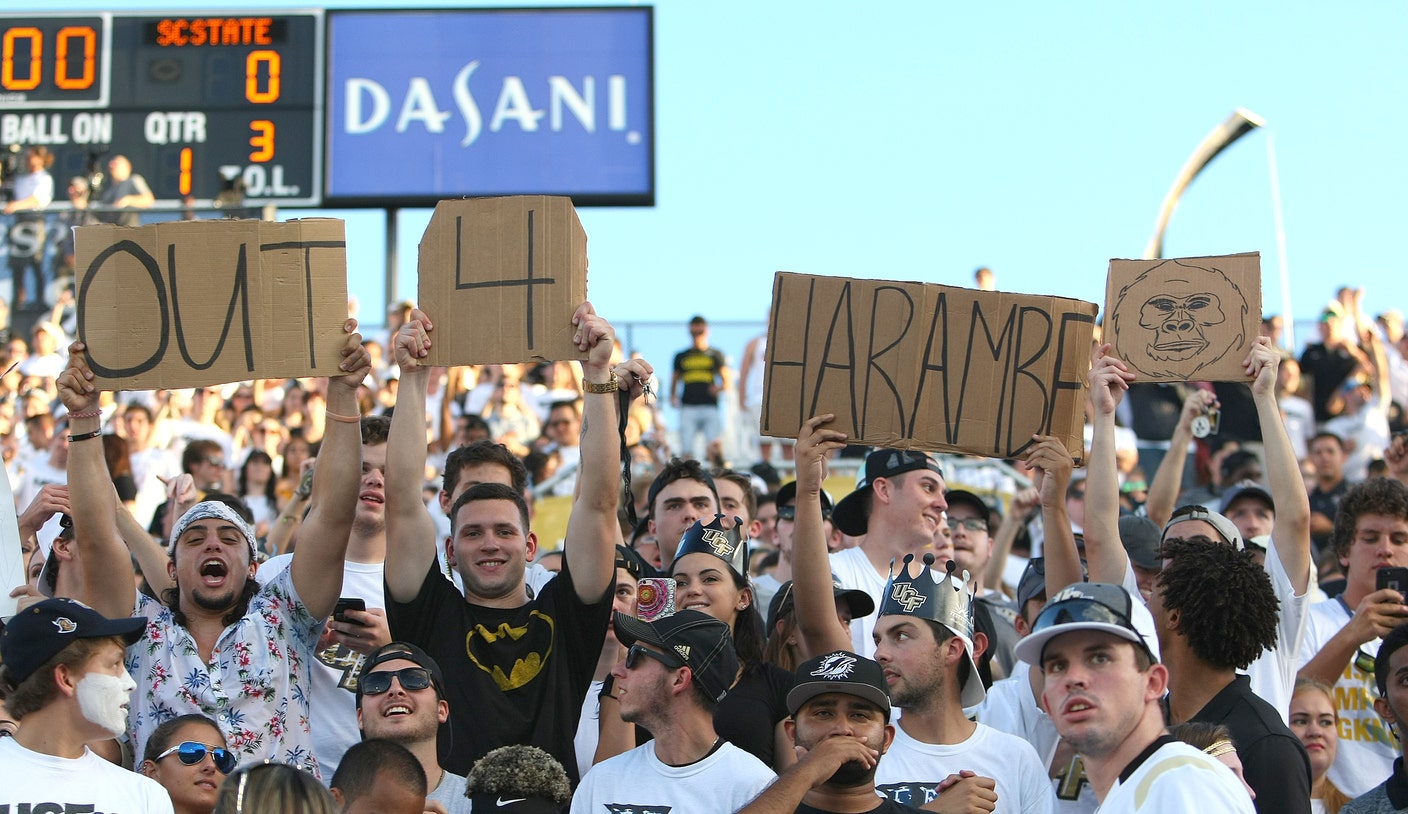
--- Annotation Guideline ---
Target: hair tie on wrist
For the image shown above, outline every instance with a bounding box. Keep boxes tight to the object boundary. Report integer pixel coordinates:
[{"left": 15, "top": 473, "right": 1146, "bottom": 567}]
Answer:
[
  {"left": 325, "top": 411, "right": 362, "bottom": 424},
  {"left": 66, "top": 409, "right": 101, "bottom": 420}
]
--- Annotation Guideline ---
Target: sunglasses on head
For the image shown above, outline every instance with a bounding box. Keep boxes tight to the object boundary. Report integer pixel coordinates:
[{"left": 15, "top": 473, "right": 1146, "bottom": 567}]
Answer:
[
  {"left": 625, "top": 643, "right": 684, "bottom": 671},
  {"left": 157, "top": 741, "right": 237, "bottom": 774},
  {"left": 775, "top": 505, "right": 830, "bottom": 523},
  {"left": 360, "top": 666, "right": 433, "bottom": 696},
  {"left": 1033, "top": 598, "right": 1136, "bottom": 639}
]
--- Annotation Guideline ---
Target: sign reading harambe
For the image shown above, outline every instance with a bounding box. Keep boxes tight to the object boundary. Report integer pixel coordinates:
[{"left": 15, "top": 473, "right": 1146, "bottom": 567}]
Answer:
[
  {"left": 417, "top": 196, "right": 588, "bottom": 367},
  {"left": 74, "top": 219, "right": 350, "bottom": 390},
  {"left": 1105, "top": 252, "right": 1261, "bottom": 383},
  {"left": 762, "top": 272, "right": 1097, "bottom": 463}
]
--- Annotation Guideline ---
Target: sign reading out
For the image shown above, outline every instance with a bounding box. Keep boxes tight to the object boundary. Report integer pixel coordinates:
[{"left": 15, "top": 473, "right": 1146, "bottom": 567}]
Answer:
[
  {"left": 762, "top": 272, "right": 1097, "bottom": 462},
  {"left": 417, "top": 196, "right": 587, "bottom": 367},
  {"left": 1105, "top": 252, "right": 1261, "bottom": 383},
  {"left": 74, "top": 219, "right": 350, "bottom": 390}
]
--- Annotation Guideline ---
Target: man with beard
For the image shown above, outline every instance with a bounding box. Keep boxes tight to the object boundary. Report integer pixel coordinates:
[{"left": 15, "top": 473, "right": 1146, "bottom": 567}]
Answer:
[
  {"left": 737, "top": 650, "right": 927, "bottom": 814},
  {"left": 571, "top": 609, "right": 775, "bottom": 814},
  {"left": 355, "top": 642, "right": 468, "bottom": 814},
  {"left": 59, "top": 325, "right": 371, "bottom": 775},
  {"left": 258, "top": 416, "right": 393, "bottom": 778},
  {"left": 0, "top": 597, "right": 171, "bottom": 813}
]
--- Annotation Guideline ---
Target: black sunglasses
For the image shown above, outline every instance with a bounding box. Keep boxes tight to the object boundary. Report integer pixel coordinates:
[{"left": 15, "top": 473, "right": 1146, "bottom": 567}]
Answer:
[
  {"left": 360, "top": 666, "right": 434, "bottom": 696},
  {"left": 156, "top": 741, "right": 237, "bottom": 774},
  {"left": 625, "top": 643, "right": 684, "bottom": 671},
  {"left": 775, "top": 505, "right": 831, "bottom": 523}
]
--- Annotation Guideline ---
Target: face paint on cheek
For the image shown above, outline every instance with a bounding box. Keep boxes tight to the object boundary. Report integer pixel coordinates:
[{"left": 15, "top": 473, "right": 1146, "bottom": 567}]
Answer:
[{"left": 76, "top": 669, "right": 136, "bottom": 737}]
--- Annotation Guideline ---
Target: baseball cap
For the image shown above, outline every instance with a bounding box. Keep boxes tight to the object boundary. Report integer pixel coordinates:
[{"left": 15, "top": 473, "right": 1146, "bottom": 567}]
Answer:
[
  {"left": 832, "top": 449, "right": 944, "bottom": 536},
  {"left": 774, "top": 481, "right": 834, "bottom": 514},
  {"left": 0, "top": 597, "right": 146, "bottom": 684},
  {"left": 1119, "top": 514, "right": 1162, "bottom": 570},
  {"left": 613, "top": 609, "right": 739, "bottom": 703},
  {"left": 766, "top": 576, "right": 876, "bottom": 630},
  {"left": 786, "top": 651, "right": 891, "bottom": 720},
  {"left": 356, "top": 641, "right": 447, "bottom": 704},
  {"left": 944, "top": 489, "right": 991, "bottom": 527},
  {"left": 168, "top": 500, "right": 259, "bottom": 559},
  {"left": 1162, "top": 504, "right": 1243, "bottom": 551},
  {"left": 1013, "top": 582, "right": 1161, "bottom": 667},
  {"left": 1219, "top": 481, "right": 1274, "bottom": 516}
]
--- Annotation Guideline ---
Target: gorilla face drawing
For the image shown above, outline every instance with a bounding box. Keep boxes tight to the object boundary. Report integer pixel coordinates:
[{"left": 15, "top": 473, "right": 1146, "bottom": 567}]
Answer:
[{"left": 1111, "top": 260, "right": 1248, "bottom": 380}]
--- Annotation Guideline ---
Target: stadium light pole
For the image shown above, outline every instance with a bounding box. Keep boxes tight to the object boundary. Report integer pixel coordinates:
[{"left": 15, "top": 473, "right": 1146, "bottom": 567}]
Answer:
[{"left": 1143, "top": 108, "right": 1265, "bottom": 260}]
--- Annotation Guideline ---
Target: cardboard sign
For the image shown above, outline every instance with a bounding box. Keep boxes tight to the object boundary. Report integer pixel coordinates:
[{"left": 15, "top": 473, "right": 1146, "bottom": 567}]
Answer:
[
  {"left": 762, "top": 272, "right": 1097, "bottom": 462},
  {"left": 1105, "top": 253, "right": 1261, "bottom": 382},
  {"left": 418, "top": 196, "right": 588, "bottom": 366},
  {"left": 74, "top": 219, "right": 350, "bottom": 390}
]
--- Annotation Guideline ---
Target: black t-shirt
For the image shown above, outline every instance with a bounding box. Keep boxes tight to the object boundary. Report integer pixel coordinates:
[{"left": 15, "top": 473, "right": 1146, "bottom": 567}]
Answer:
[
  {"left": 1189, "top": 674, "right": 1312, "bottom": 814},
  {"left": 385, "top": 559, "right": 611, "bottom": 781},
  {"left": 1126, "top": 383, "right": 1187, "bottom": 442},
  {"left": 795, "top": 798, "right": 926, "bottom": 814},
  {"left": 673, "top": 347, "right": 726, "bottom": 406},
  {"left": 714, "top": 661, "right": 793, "bottom": 768},
  {"left": 1300, "top": 342, "right": 1360, "bottom": 423}
]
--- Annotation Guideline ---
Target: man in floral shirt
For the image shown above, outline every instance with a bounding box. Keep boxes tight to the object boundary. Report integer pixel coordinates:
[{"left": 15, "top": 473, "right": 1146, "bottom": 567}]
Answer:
[{"left": 59, "top": 323, "right": 371, "bottom": 777}]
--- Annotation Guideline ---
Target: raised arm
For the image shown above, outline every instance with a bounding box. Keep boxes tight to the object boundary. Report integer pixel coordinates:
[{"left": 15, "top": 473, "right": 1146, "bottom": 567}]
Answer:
[
  {"left": 1027, "top": 436, "right": 1083, "bottom": 592},
  {"left": 1246, "top": 337, "right": 1311, "bottom": 593},
  {"left": 58, "top": 342, "right": 135, "bottom": 617},
  {"left": 288, "top": 321, "right": 370, "bottom": 619},
  {"left": 791, "top": 414, "right": 853, "bottom": 658},
  {"left": 1080, "top": 344, "right": 1136, "bottom": 585},
  {"left": 384, "top": 312, "right": 440, "bottom": 603},
  {"left": 562, "top": 302, "right": 638, "bottom": 603},
  {"left": 1144, "top": 386, "right": 1217, "bottom": 526}
]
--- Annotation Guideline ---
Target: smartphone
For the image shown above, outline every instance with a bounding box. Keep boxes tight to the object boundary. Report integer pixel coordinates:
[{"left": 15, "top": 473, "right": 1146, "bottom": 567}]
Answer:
[
  {"left": 1377, "top": 567, "right": 1408, "bottom": 603},
  {"left": 333, "top": 597, "right": 366, "bottom": 624},
  {"left": 635, "top": 578, "right": 676, "bottom": 622}
]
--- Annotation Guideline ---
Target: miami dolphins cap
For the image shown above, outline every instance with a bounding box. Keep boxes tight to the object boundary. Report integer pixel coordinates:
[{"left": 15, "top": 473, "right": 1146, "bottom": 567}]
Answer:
[
  {"left": 786, "top": 650, "right": 891, "bottom": 719},
  {"left": 0, "top": 597, "right": 146, "bottom": 684}
]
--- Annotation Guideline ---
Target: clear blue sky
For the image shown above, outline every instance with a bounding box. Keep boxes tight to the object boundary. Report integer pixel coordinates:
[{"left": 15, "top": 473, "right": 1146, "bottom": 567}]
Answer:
[{"left": 21, "top": 0, "right": 1408, "bottom": 361}]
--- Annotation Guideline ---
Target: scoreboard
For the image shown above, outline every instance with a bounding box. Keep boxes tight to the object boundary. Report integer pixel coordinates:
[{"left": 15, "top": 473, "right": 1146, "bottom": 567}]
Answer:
[{"left": 0, "top": 11, "right": 322, "bottom": 206}]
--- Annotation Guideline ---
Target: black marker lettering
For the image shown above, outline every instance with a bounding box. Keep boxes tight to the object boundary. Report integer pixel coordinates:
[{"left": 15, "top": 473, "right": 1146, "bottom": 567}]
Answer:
[
  {"left": 167, "top": 242, "right": 253, "bottom": 372},
  {"left": 860, "top": 285, "right": 913, "bottom": 438},
  {"left": 77, "top": 240, "right": 169, "bottom": 378}
]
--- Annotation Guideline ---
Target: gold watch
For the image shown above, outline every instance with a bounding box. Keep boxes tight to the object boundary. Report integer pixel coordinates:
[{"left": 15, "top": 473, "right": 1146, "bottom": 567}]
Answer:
[{"left": 582, "top": 371, "right": 619, "bottom": 394}]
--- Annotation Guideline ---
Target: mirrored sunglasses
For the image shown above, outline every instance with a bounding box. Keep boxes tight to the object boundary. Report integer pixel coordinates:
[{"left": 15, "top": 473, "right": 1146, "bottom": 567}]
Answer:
[{"left": 157, "top": 741, "right": 237, "bottom": 774}]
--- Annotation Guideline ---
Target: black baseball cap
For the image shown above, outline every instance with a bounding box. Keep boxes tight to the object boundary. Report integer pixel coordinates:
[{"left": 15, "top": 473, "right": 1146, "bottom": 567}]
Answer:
[
  {"left": 1015, "top": 556, "right": 1091, "bottom": 611},
  {"left": 766, "top": 576, "right": 876, "bottom": 630},
  {"left": 613, "top": 609, "right": 739, "bottom": 703},
  {"left": 1119, "top": 514, "right": 1162, "bottom": 570},
  {"left": 0, "top": 597, "right": 145, "bottom": 684},
  {"left": 1219, "top": 481, "right": 1275, "bottom": 515},
  {"left": 944, "top": 489, "right": 991, "bottom": 526},
  {"left": 832, "top": 449, "right": 943, "bottom": 536},
  {"left": 774, "top": 481, "right": 834, "bottom": 513},
  {"left": 787, "top": 650, "right": 891, "bottom": 720}
]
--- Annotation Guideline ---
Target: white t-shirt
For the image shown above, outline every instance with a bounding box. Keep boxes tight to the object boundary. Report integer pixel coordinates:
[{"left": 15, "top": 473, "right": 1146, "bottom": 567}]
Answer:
[
  {"left": 1299, "top": 597, "right": 1394, "bottom": 797},
  {"left": 570, "top": 740, "right": 775, "bottom": 814},
  {"left": 0, "top": 737, "right": 175, "bottom": 814},
  {"left": 874, "top": 721, "right": 1056, "bottom": 814},
  {"left": 974, "top": 662, "right": 1100, "bottom": 814},
  {"left": 258, "top": 553, "right": 386, "bottom": 780},
  {"left": 830, "top": 546, "right": 894, "bottom": 658},
  {"left": 574, "top": 678, "right": 606, "bottom": 775},
  {"left": 1097, "top": 739, "right": 1254, "bottom": 812}
]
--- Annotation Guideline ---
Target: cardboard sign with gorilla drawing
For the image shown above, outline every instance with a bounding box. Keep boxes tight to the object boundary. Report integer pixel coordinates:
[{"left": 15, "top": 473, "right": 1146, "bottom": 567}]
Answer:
[{"left": 1105, "top": 252, "right": 1261, "bottom": 383}]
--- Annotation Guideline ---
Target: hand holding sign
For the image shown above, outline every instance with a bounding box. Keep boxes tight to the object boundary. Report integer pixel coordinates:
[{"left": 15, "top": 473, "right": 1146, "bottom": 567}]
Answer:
[
  {"left": 394, "top": 310, "right": 433, "bottom": 372},
  {"left": 57, "top": 341, "right": 100, "bottom": 415},
  {"left": 329, "top": 319, "right": 372, "bottom": 395},
  {"left": 1087, "top": 344, "right": 1135, "bottom": 420},
  {"left": 1243, "top": 336, "right": 1280, "bottom": 398}
]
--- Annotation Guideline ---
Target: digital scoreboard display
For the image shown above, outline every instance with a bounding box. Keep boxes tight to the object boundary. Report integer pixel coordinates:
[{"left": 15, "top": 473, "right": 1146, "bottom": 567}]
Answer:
[{"left": 0, "top": 11, "right": 323, "bottom": 206}]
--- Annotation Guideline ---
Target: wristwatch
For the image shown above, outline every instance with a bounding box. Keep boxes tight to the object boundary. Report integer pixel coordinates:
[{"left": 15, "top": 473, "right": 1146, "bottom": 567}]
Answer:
[{"left": 582, "top": 371, "right": 619, "bottom": 394}]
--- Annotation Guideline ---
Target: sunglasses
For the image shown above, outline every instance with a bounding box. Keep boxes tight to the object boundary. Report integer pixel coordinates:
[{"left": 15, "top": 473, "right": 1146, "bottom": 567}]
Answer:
[
  {"left": 625, "top": 643, "right": 684, "bottom": 671},
  {"left": 360, "top": 666, "right": 434, "bottom": 696},
  {"left": 945, "top": 517, "right": 987, "bottom": 532},
  {"left": 156, "top": 741, "right": 237, "bottom": 774},
  {"left": 204, "top": 456, "right": 227, "bottom": 468},
  {"left": 775, "top": 505, "right": 831, "bottom": 523}
]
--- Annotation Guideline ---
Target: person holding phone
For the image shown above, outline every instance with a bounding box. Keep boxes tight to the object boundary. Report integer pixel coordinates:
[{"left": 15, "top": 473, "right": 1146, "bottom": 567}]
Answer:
[{"left": 1299, "top": 477, "right": 1408, "bottom": 798}]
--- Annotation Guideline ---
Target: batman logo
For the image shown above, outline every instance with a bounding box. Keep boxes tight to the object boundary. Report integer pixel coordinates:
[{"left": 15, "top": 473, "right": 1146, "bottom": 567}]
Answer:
[{"left": 465, "top": 610, "right": 555, "bottom": 691}]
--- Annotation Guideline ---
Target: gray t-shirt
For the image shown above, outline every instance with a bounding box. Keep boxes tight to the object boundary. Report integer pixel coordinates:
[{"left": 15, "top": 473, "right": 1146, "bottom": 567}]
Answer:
[{"left": 428, "top": 771, "right": 472, "bottom": 814}]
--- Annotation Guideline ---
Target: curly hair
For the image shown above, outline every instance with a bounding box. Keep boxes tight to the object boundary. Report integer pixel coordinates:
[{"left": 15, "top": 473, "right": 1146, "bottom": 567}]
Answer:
[
  {"left": 1156, "top": 537, "right": 1278, "bottom": 670},
  {"left": 1333, "top": 477, "right": 1408, "bottom": 566}
]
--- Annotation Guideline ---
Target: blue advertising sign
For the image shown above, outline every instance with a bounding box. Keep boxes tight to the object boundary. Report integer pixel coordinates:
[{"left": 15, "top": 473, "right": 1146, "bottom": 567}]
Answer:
[{"left": 326, "top": 8, "right": 653, "bottom": 206}]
